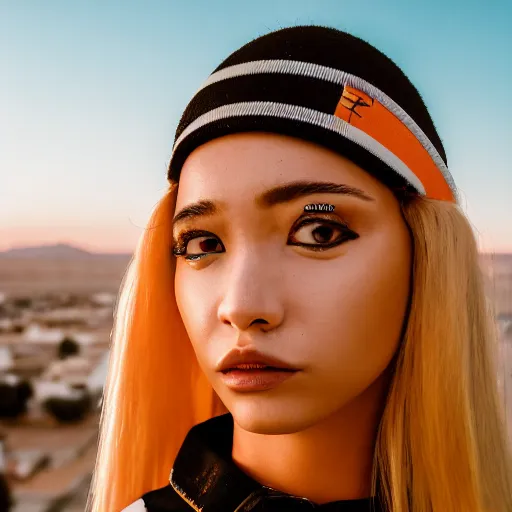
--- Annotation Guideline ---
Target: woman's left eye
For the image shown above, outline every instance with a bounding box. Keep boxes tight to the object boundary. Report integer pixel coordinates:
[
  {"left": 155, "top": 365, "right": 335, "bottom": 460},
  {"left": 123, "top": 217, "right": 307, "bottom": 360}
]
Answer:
[{"left": 288, "top": 219, "right": 358, "bottom": 250}]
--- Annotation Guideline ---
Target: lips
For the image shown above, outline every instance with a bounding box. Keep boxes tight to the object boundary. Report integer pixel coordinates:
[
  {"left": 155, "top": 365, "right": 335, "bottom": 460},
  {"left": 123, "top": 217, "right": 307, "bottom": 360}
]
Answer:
[
  {"left": 221, "top": 363, "right": 297, "bottom": 373},
  {"left": 216, "top": 349, "right": 299, "bottom": 373},
  {"left": 217, "top": 349, "right": 301, "bottom": 392}
]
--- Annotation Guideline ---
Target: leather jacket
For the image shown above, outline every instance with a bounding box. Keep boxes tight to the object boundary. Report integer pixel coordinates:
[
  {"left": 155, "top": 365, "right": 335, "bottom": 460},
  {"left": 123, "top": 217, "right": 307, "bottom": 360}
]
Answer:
[{"left": 135, "top": 413, "right": 382, "bottom": 511}]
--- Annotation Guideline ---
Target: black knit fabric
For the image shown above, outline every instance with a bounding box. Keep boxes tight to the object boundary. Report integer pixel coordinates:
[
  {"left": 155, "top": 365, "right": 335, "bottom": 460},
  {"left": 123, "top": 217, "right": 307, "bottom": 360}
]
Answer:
[{"left": 167, "top": 25, "right": 447, "bottom": 193}]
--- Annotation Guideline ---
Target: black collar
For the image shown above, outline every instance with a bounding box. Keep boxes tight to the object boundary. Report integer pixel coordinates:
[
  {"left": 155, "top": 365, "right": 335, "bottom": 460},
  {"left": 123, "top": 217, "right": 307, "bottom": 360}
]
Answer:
[{"left": 170, "top": 413, "right": 382, "bottom": 511}]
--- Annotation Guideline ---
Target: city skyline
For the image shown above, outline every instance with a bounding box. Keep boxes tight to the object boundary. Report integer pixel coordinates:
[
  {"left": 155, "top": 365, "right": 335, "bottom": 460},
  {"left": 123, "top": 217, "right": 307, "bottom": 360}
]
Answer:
[{"left": 2, "top": 1, "right": 511, "bottom": 253}]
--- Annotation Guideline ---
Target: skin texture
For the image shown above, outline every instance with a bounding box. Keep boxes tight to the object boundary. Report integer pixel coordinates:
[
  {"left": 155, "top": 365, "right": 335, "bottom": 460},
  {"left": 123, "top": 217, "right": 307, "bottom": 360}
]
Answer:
[{"left": 173, "top": 132, "right": 412, "bottom": 502}]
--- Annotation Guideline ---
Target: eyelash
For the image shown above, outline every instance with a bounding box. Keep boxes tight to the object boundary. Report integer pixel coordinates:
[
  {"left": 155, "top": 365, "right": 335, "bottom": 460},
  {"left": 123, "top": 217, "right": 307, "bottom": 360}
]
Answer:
[{"left": 172, "top": 217, "right": 359, "bottom": 261}]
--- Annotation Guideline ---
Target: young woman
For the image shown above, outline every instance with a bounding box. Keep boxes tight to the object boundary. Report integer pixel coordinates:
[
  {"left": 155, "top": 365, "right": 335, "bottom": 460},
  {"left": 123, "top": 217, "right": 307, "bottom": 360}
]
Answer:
[{"left": 87, "top": 26, "right": 512, "bottom": 511}]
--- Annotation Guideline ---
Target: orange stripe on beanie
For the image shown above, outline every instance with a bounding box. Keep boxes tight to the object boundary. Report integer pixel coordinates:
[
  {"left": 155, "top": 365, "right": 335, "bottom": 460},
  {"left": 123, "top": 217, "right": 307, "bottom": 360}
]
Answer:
[{"left": 334, "top": 86, "right": 454, "bottom": 202}]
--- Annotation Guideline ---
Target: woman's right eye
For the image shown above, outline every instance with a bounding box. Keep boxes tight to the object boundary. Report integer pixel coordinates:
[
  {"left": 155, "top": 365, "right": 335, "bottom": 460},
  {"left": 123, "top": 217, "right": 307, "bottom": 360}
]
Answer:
[{"left": 173, "top": 233, "right": 224, "bottom": 261}]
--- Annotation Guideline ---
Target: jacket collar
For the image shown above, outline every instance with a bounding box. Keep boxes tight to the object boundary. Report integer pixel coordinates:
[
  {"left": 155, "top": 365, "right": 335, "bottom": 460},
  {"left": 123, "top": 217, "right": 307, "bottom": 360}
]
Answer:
[{"left": 169, "top": 413, "right": 382, "bottom": 512}]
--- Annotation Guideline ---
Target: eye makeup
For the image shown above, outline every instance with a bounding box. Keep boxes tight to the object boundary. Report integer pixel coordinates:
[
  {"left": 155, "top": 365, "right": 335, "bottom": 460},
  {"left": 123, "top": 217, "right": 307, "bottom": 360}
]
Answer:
[
  {"left": 172, "top": 206, "right": 358, "bottom": 261},
  {"left": 287, "top": 214, "right": 358, "bottom": 251},
  {"left": 304, "top": 203, "right": 335, "bottom": 212},
  {"left": 172, "top": 229, "right": 224, "bottom": 261}
]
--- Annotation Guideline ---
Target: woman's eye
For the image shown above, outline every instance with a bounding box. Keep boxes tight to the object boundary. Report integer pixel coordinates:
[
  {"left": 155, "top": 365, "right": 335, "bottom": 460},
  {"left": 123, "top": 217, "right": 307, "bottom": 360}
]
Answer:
[
  {"left": 174, "top": 235, "right": 224, "bottom": 261},
  {"left": 288, "top": 220, "right": 358, "bottom": 250}
]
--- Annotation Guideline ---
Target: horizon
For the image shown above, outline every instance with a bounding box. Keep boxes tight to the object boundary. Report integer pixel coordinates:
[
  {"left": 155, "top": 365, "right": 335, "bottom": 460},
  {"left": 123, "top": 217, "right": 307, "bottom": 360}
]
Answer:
[
  {"left": 0, "top": 242, "right": 132, "bottom": 255},
  {"left": 2, "top": 1, "right": 511, "bottom": 253},
  {"left": 1, "top": 242, "right": 511, "bottom": 257}
]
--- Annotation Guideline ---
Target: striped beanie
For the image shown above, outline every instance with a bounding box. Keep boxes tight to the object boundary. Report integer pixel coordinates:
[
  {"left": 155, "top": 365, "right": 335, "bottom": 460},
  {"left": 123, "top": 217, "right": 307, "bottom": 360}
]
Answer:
[{"left": 168, "top": 25, "right": 457, "bottom": 203}]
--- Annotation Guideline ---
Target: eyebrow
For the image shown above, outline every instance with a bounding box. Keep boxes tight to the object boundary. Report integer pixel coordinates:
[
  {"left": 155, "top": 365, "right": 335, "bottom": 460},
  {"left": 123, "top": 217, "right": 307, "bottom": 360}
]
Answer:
[
  {"left": 172, "top": 180, "right": 374, "bottom": 228},
  {"left": 257, "top": 180, "right": 374, "bottom": 207}
]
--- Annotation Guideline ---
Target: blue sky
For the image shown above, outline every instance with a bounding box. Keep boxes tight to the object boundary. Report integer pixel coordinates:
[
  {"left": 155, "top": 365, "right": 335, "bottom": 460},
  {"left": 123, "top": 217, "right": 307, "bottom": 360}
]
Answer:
[{"left": 1, "top": 0, "right": 511, "bottom": 252}]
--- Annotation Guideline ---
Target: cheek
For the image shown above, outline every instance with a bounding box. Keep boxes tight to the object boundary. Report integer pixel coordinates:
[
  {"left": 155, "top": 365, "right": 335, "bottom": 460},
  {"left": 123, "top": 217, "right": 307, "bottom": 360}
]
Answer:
[
  {"left": 296, "top": 226, "right": 411, "bottom": 385},
  {"left": 174, "top": 265, "right": 215, "bottom": 362}
]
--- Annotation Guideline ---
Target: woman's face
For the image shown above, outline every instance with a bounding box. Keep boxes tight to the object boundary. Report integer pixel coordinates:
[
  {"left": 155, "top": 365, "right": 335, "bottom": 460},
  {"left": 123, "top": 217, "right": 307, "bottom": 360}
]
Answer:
[{"left": 173, "top": 132, "right": 412, "bottom": 434}]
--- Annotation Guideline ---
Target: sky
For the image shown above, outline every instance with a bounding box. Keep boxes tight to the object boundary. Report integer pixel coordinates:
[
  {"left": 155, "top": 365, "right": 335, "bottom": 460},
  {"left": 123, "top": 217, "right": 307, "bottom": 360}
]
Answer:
[{"left": 1, "top": 0, "right": 511, "bottom": 253}]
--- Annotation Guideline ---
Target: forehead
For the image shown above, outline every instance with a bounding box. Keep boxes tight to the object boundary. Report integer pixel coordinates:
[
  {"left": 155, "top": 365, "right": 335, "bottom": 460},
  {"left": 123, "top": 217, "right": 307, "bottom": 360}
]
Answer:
[{"left": 175, "top": 132, "right": 383, "bottom": 208}]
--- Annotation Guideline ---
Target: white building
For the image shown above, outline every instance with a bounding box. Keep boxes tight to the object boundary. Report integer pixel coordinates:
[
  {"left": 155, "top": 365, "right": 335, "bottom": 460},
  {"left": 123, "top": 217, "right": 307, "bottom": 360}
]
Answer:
[{"left": 23, "top": 324, "right": 65, "bottom": 344}]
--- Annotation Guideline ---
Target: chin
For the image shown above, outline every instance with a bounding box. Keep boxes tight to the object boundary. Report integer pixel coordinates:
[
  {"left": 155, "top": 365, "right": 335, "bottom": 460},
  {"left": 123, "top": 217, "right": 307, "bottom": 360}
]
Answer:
[{"left": 227, "top": 396, "right": 329, "bottom": 435}]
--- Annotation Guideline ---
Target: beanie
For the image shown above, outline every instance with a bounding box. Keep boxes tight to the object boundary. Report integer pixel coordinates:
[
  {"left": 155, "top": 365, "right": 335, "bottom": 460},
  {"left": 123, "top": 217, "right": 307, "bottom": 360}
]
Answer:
[{"left": 168, "top": 25, "right": 457, "bottom": 203}]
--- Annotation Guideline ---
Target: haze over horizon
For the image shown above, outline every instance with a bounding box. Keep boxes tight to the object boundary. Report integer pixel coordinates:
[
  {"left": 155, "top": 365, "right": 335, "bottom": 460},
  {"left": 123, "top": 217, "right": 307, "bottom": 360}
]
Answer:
[
  {"left": 0, "top": 242, "right": 510, "bottom": 258},
  {"left": 2, "top": 1, "right": 511, "bottom": 253},
  {"left": 0, "top": 242, "right": 132, "bottom": 256}
]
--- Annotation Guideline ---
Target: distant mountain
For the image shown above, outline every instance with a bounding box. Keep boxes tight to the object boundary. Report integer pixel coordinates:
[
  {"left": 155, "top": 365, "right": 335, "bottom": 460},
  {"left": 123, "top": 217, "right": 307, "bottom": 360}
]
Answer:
[
  {"left": 480, "top": 252, "right": 512, "bottom": 265},
  {"left": 0, "top": 243, "right": 508, "bottom": 262},
  {"left": 0, "top": 243, "right": 131, "bottom": 259},
  {"left": 481, "top": 252, "right": 512, "bottom": 261}
]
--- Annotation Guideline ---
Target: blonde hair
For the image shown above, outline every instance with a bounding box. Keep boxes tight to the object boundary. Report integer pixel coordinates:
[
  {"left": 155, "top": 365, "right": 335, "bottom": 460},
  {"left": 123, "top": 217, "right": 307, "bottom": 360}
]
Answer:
[
  {"left": 87, "top": 184, "right": 512, "bottom": 512},
  {"left": 374, "top": 197, "right": 512, "bottom": 511}
]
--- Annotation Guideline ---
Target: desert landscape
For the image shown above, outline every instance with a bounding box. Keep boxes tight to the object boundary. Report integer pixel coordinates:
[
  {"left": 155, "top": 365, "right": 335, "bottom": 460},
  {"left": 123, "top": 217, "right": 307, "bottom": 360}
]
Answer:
[
  {"left": 0, "top": 245, "right": 132, "bottom": 511},
  {"left": 0, "top": 246, "right": 132, "bottom": 296}
]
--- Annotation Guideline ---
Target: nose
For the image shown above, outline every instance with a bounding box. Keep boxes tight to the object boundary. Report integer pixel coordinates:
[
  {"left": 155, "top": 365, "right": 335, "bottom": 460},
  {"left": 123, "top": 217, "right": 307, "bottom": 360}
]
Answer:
[{"left": 217, "top": 250, "right": 284, "bottom": 333}]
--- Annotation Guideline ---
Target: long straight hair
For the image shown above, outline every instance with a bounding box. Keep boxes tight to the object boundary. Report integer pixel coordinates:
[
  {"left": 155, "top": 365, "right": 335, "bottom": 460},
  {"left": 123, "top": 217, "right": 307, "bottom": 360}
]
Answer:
[
  {"left": 374, "top": 198, "right": 512, "bottom": 511},
  {"left": 87, "top": 183, "right": 512, "bottom": 512}
]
